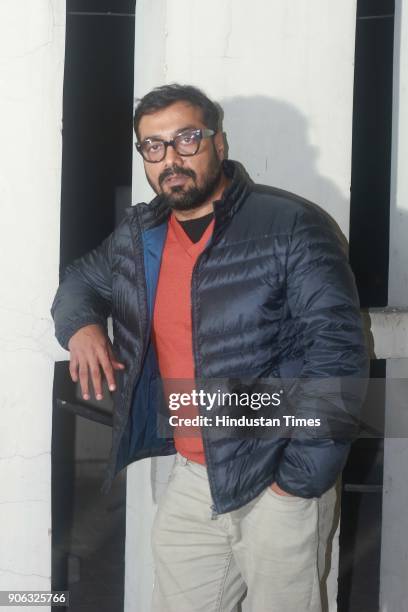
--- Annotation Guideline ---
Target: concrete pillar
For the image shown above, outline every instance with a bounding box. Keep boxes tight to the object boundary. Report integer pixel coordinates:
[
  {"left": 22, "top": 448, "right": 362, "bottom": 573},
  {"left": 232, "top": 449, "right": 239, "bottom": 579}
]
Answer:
[
  {"left": 0, "top": 1, "right": 66, "bottom": 607},
  {"left": 380, "top": 3, "right": 408, "bottom": 612},
  {"left": 388, "top": 0, "right": 408, "bottom": 307},
  {"left": 127, "top": 2, "right": 357, "bottom": 610},
  {"left": 381, "top": 361, "right": 408, "bottom": 612}
]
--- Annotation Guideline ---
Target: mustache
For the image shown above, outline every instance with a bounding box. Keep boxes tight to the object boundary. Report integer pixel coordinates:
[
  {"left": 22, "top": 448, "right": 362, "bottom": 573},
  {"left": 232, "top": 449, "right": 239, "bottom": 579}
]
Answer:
[{"left": 159, "top": 165, "right": 196, "bottom": 187}]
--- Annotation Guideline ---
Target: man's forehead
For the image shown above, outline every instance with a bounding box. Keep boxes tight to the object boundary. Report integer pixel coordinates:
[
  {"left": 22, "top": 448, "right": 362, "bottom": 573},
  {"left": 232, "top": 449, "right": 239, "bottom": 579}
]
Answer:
[{"left": 138, "top": 101, "right": 205, "bottom": 139}]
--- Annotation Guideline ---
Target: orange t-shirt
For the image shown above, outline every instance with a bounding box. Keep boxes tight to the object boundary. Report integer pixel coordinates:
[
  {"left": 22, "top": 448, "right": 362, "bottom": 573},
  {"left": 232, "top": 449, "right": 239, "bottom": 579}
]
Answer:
[{"left": 152, "top": 212, "right": 214, "bottom": 464}]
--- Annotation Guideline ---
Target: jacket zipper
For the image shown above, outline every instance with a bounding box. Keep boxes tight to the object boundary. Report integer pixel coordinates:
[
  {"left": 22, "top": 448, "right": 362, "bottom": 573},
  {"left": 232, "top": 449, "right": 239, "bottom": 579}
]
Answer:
[
  {"left": 134, "top": 206, "right": 155, "bottom": 370},
  {"left": 191, "top": 241, "right": 219, "bottom": 516}
]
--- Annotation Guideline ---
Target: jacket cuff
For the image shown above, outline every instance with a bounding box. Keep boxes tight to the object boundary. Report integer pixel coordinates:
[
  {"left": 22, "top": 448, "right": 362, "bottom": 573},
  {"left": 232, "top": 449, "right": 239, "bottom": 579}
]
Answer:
[
  {"left": 57, "top": 316, "right": 107, "bottom": 350},
  {"left": 275, "top": 439, "right": 351, "bottom": 498}
]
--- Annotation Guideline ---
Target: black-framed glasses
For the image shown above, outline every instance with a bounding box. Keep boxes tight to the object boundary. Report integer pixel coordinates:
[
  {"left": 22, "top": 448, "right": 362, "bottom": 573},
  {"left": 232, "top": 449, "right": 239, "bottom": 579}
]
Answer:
[{"left": 135, "top": 128, "right": 215, "bottom": 163}]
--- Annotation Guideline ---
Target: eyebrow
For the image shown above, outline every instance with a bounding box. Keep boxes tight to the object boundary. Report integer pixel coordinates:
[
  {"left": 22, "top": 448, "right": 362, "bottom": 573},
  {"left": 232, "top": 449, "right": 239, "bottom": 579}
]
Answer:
[{"left": 141, "top": 125, "right": 199, "bottom": 142}]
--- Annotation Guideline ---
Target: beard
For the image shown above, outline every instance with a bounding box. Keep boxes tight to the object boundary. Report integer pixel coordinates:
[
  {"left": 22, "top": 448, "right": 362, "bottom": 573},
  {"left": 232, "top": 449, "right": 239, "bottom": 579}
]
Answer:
[{"left": 155, "top": 155, "right": 223, "bottom": 212}]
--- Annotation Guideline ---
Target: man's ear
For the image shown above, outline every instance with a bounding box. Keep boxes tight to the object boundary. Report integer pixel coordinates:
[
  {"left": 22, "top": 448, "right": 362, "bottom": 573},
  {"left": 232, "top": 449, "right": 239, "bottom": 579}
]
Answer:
[{"left": 214, "top": 131, "right": 225, "bottom": 161}]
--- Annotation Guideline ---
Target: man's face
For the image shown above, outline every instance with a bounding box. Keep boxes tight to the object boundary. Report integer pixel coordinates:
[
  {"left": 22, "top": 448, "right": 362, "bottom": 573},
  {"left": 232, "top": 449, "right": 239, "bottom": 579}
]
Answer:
[{"left": 137, "top": 101, "right": 225, "bottom": 212}]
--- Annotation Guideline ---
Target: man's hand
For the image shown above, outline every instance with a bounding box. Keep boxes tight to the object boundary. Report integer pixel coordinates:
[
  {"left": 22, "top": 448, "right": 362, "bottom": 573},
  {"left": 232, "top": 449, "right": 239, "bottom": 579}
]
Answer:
[
  {"left": 68, "top": 324, "right": 125, "bottom": 401},
  {"left": 270, "top": 482, "right": 294, "bottom": 497}
]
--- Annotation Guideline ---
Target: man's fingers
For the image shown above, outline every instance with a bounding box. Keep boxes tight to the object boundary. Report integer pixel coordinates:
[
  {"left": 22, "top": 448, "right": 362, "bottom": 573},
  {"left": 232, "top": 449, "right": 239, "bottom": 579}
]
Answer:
[
  {"left": 89, "top": 358, "right": 103, "bottom": 400},
  {"left": 270, "top": 482, "right": 293, "bottom": 497},
  {"left": 106, "top": 344, "right": 125, "bottom": 382},
  {"left": 98, "top": 350, "right": 117, "bottom": 393},
  {"left": 78, "top": 362, "right": 90, "bottom": 400},
  {"left": 112, "top": 360, "right": 125, "bottom": 370},
  {"left": 68, "top": 326, "right": 124, "bottom": 399},
  {"left": 69, "top": 357, "right": 79, "bottom": 383}
]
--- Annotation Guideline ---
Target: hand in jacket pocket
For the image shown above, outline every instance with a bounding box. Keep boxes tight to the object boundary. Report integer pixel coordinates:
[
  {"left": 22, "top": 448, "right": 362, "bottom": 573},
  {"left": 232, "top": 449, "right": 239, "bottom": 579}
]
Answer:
[{"left": 270, "top": 482, "right": 294, "bottom": 496}]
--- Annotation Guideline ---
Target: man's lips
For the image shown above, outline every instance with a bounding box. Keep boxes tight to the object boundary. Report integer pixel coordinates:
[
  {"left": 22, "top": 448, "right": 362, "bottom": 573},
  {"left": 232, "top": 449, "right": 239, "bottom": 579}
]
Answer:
[
  {"left": 159, "top": 166, "right": 196, "bottom": 188},
  {"left": 162, "top": 174, "right": 190, "bottom": 187}
]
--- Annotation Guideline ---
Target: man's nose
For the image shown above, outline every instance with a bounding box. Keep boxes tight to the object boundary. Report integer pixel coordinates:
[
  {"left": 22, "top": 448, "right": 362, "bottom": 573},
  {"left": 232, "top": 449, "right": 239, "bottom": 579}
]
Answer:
[{"left": 163, "top": 143, "right": 183, "bottom": 166}]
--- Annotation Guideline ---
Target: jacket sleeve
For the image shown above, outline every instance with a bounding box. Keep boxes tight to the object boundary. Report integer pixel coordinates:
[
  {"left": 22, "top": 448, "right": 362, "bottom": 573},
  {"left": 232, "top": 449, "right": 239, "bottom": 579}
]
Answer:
[
  {"left": 51, "top": 233, "right": 114, "bottom": 350},
  {"left": 275, "top": 205, "right": 369, "bottom": 498}
]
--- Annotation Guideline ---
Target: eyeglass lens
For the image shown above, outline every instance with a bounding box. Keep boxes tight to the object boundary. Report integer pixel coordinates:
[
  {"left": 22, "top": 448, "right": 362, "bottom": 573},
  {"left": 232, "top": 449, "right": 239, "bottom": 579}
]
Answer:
[{"left": 140, "top": 130, "right": 202, "bottom": 162}]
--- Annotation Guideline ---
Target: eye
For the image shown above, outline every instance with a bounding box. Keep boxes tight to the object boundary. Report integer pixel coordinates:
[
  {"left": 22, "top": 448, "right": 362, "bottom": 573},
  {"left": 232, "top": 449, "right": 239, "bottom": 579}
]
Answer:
[
  {"left": 180, "top": 134, "right": 194, "bottom": 144},
  {"left": 178, "top": 131, "right": 199, "bottom": 145},
  {"left": 144, "top": 140, "right": 163, "bottom": 153}
]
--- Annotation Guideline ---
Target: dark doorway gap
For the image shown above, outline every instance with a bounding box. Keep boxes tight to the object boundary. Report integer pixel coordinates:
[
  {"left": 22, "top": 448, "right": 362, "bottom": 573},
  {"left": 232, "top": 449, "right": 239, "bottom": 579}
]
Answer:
[
  {"left": 52, "top": 3, "right": 136, "bottom": 611},
  {"left": 357, "top": 0, "right": 395, "bottom": 17},
  {"left": 341, "top": 1, "right": 393, "bottom": 609},
  {"left": 68, "top": 0, "right": 134, "bottom": 14},
  {"left": 349, "top": 0, "right": 395, "bottom": 307},
  {"left": 67, "top": 12, "right": 135, "bottom": 18},
  {"left": 59, "top": 0, "right": 135, "bottom": 269}
]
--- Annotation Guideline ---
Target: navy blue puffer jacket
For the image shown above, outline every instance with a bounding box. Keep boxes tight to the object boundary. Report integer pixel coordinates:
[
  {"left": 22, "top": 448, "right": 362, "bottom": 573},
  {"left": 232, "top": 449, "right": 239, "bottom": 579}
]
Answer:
[{"left": 51, "top": 160, "right": 368, "bottom": 514}]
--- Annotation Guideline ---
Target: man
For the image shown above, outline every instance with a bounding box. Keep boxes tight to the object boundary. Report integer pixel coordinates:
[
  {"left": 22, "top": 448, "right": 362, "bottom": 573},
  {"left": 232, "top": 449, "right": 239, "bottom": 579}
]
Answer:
[{"left": 52, "top": 84, "right": 368, "bottom": 611}]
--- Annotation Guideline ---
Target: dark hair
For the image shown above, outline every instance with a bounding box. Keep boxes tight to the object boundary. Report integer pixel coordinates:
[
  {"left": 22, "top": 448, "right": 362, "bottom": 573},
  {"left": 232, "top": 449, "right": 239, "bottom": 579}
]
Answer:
[{"left": 133, "top": 83, "right": 221, "bottom": 139}]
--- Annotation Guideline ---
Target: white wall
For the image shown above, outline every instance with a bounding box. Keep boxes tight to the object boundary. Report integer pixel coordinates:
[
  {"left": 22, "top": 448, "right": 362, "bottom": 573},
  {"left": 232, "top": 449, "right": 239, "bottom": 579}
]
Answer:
[
  {"left": 128, "top": 2, "right": 357, "bottom": 610},
  {"left": 133, "top": 0, "right": 356, "bottom": 236},
  {"left": 380, "top": 3, "right": 408, "bottom": 611},
  {"left": 0, "top": 1, "right": 66, "bottom": 606}
]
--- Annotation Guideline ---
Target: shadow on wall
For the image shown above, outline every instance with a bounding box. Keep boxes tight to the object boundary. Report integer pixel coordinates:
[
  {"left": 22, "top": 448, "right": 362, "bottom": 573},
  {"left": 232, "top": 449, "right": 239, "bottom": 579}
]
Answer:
[
  {"left": 221, "top": 96, "right": 378, "bottom": 358},
  {"left": 149, "top": 95, "right": 358, "bottom": 612},
  {"left": 220, "top": 96, "right": 350, "bottom": 236}
]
